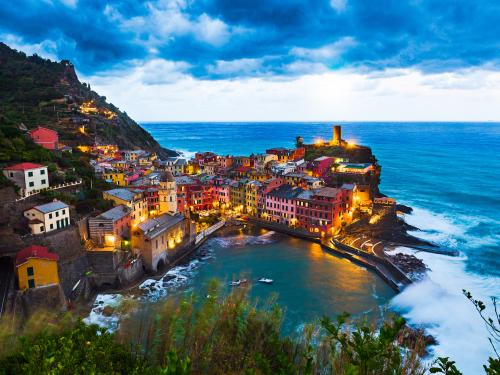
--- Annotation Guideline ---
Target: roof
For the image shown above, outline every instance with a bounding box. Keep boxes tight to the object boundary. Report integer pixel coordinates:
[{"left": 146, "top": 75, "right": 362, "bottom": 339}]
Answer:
[
  {"left": 341, "top": 183, "right": 355, "bottom": 191},
  {"left": 16, "top": 245, "right": 59, "bottom": 266},
  {"left": 314, "top": 156, "right": 333, "bottom": 162},
  {"left": 4, "top": 162, "right": 45, "bottom": 171},
  {"left": 98, "top": 205, "right": 131, "bottom": 221},
  {"left": 31, "top": 200, "right": 69, "bottom": 214},
  {"left": 138, "top": 213, "right": 185, "bottom": 239},
  {"left": 339, "top": 163, "right": 372, "bottom": 169},
  {"left": 267, "top": 184, "right": 304, "bottom": 199},
  {"left": 28, "top": 126, "right": 58, "bottom": 136},
  {"left": 104, "top": 188, "right": 137, "bottom": 202},
  {"left": 160, "top": 171, "right": 175, "bottom": 182},
  {"left": 174, "top": 159, "right": 187, "bottom": 166},
  {"left": 314, "top": 187, "right": 342, "bottom": 198},
  {"left": 175, "top": 176, "right": 194, "bottom": 185}
]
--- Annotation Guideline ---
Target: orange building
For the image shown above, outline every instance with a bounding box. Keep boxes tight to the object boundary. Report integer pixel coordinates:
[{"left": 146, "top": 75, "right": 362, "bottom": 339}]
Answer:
[{"left": 15, "top": 245, "right": 59, "bottom": 290}]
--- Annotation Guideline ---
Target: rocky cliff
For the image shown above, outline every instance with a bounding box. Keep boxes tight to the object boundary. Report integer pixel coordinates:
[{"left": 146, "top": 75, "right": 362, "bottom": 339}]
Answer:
[{"left": 0, "top": 42, "right": 176, "bottom": 158}]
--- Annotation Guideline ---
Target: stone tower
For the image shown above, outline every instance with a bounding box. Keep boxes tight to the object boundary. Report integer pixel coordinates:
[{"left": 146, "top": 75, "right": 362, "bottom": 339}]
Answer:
[
  {"left": 332, "top": 125, "right": 342, "bottom": 145},
  {"left": 158, "top": 171, "right": 177, "bottom": 214}
]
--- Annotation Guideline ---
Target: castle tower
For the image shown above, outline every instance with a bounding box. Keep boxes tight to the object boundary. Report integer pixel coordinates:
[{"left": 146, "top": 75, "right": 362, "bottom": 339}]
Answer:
[
  {"left": 158, "top": 171, "right": 177, "bottom": 214},
  {"left": 332, "top": 125, "right": 342, "bottom": 145}
]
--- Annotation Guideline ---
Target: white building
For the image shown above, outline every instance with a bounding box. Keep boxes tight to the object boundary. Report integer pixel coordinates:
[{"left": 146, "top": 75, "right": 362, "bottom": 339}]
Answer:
[
  {"left": 2, "top": 162, "right": 49, "bottom": 196},
  {"left": 24, "top": 200, "right": 70, "bottom": 234}
]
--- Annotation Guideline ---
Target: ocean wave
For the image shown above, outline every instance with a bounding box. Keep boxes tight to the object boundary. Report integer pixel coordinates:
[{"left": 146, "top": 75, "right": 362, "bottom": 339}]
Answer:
[
  {"left": 83, "top": 294, "right": 124, "bottom": 332},
  {"left": 390, "top": 204, "right": 500, "bottom": 374}
]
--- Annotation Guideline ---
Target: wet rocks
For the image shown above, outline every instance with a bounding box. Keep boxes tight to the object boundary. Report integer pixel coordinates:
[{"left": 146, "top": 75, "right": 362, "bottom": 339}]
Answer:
[
  {"left": 389, "top": 253, "right": 427, "bottom": 281},
  {"left": 397, "top": 325, "right": 438, "bottom": 356}
]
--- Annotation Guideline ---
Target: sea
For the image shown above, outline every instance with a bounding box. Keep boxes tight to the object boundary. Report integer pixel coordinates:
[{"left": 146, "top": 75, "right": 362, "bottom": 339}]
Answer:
[{"left": 97, "top": 122, "right": 499, "bottom": 374}]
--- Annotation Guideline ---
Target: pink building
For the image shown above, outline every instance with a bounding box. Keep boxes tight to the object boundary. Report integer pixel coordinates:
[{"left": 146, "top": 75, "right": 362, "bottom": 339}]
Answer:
[
  {"left": 309, "top": 156, "right": 333, "bottom": 177},
  {"left": 213, "top": 184, "right": 230, "bottom": 206},
  {"left": 264, "top": 184, "right": 304, "bottom": 226},
  {"left": 28, "top": 126, "right": 59, "bottom": 150}
]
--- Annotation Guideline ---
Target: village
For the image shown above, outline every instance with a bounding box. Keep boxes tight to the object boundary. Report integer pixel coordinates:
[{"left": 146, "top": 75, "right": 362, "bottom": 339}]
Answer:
[{"left": 0, "top": 124, "right": 404, "bottom": 315}]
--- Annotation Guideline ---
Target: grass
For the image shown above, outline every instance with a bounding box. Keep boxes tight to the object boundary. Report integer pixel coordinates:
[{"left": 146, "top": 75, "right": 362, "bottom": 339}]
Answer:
[{"left": 0, "top": 279, "right": 431, "bottom": 374}]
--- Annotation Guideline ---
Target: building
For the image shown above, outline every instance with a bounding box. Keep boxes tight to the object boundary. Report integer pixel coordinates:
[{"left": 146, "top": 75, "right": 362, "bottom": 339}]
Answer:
[
  {"left": 253, "top": 153, "right": 278, "bottom": 170},
  {"left": 103, "top": 170, "right": 127, "bottom": 186},
  {"left": 245, "top": 180, "right": 262, "bottom": 215},
  {"left": 89, "top": 205, "right": 131, "bottom": 248},
  {"left": 263, "top": 184, "right": 303, "bottom": 225},
  {"left": 295, "top": 187, "right": 349, "bottom": 236},
  {"left": 132, "top": 213, "right": 187, "bottom": 272},
  {"left": 103, "top": 188, "right": 149, "bottom": 227},
  {"left": 3, "top": 162, "right": 49, "bottom": 196},
  {"left": 24, "top": 200, "right": 70, "bottom": 234},
  {"left": 229, "top": 179, "right": 247, "bottom": 212},
  {"left": 158, "top": 171, "right": 177, "bottom": 214},
  {"left": 15, "top": 245, "right": 59, "bottom": 290},
  {"left": 28, "top": 126, "right": 59, "bottom": 150},
  {"left": 266, "top": 147, "right": 305, "bottom": 162},
  {"left": 337, "top": 163, "right": 373, "bottom": 175},
  {"left": 309, "top": 156, "right": 334, "bottom": 177}
]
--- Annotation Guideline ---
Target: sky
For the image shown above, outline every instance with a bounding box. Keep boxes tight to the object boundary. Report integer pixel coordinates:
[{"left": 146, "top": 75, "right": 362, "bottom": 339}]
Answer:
[{"left": 1, "top": 0, "right": 500, "bottom": 121}]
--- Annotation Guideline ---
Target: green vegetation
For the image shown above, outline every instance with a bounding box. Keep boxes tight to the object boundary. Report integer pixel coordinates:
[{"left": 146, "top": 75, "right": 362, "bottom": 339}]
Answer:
[
  {"left": 0, "top": 42, "right": 176, "bottom": 156},
  {"left": 0, "top": 284, "right": 498, "bottom": 374}
]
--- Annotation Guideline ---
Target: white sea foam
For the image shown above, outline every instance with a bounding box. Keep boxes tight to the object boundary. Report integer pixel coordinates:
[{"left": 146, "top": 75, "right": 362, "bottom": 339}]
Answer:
[
  {"left": 83, "top": 294, "right": 124, "bottom": 331},
  {"left": 214, "top": 231, "right": 277, "bottom": 248},
  {"left": 391, "top": 206, "right": 499, "bottom": 375}
]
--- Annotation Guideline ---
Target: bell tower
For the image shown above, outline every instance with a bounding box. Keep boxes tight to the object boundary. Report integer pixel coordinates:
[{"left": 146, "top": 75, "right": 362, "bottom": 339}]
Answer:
[{"left": 158, "top": 171, "right": 177, "bottom": 214}]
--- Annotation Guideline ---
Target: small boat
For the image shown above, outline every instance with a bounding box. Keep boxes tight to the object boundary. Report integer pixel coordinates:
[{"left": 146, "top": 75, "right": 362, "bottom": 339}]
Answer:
[
  {"left": 258, "top": 278, "right": 273, "bottom": 284},
  {"left": 240, "top": 279, "right": 248, "bottom": 284},
  {"left": 229, "top": 280, "right": 241, "bottom": 286}
]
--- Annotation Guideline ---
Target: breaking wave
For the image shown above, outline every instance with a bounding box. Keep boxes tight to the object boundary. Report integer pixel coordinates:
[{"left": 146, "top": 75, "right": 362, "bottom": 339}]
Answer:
[{"left": 390, "top": 206, "right": 499, "bottom": 375}]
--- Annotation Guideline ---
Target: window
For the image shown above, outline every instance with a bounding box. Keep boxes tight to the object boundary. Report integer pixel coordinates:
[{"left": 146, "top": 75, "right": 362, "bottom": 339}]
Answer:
[
  {"left": 40, "top": 169, "right": 45, "bottom": 175},
  {"left": 50, "top": 223, "right": 54, "bottom": 230},
  {"left": 9, "top": 172, "right": 13, "bottom": 177},
  {"left": 41, "top": 179, "right": 46, "bottom": 185},
  {"left": 27, "top": 267, "right": 34, "bottom": 276},
  {"left": 29, "top": 182, "right": 34, "bottom": 187},
  {"left": 55, "top": 211, "right": 59, "bottom": 217},
  {"left": 49, "top": 213, "right": 52, "bottom": 219},
  {"left": 28, "top": 279, "right": 36, "bottom": 289},
  {"left": 28, "top": 171, "right": 33, "bottom": 177},
  {"left": 62, "top": 209, "right": 65, "bottom": 215}
]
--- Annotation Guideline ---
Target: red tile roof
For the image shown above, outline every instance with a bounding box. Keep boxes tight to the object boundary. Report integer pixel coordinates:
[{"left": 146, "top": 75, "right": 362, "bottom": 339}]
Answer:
[
  {"left": 4, "top": 162, "right": 45, "bottom": 171},
  {"left": 28, "top": 126, "right": 58, "bottom": 136},
  {"left": 15, "top": 245, "right": 59, "bottom": 266}
]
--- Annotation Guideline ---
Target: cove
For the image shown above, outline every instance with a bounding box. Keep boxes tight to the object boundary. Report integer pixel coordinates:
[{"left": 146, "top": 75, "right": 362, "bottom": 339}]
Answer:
[{"left": 163, "top": 226, "right": 396, "bottom": 335}]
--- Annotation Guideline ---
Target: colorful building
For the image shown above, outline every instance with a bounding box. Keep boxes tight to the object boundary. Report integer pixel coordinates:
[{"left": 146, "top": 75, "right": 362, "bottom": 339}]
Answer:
[
  {"left": 24, "top": 200, "right": 70, "bottom": 234},
  {"left": 28, "top": 126, "right": 59, "bottom": 150},
  {"left": 3, "top": 162, "right": 49, "bottom": 196},
  {"left": 132, "top": 213, "right": 187, "bottom": 272},
  {"left": 245, "top": 180, "right": 262, "bottom": 215},
  {"left": 309, "top": 156, "right": 334, "bottom": 177},
  {"left": 89, "top": 205, "right": 131, "bottom": 248},
  {"left": 103, "top": 170, "right": 127, "bottom": 186},
  {"left": 263, "top": 184, "right": 303, "bottom": 225},
  {"left": 295, "top": 187, "right": 349, "bottom": 236},
  {"left": 103, "top": 188, "right": 149, "bottom": 227},
  {"left": 15, "top": 245, "right": 59, "bottom": 290}
]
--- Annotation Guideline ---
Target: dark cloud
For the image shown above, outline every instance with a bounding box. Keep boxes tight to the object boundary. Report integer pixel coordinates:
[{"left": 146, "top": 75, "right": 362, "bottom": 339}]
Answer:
[{"left": 0, "top": 0, "right": 499, "bottom": 78}]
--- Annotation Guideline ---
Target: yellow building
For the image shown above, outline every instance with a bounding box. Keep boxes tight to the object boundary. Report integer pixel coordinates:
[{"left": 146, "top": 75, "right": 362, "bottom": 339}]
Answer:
[
  {"left": 245, "top": 181, "right": 261, "bottom": 215},
  {"left": 103, "top": 188, "right": 148, "bottom": 227},
  {"left": 103, "top": 171, "right": 127, "bottom": 186},
  {"left": 15, "top": 245, "right": 59, "bottom": 290}
]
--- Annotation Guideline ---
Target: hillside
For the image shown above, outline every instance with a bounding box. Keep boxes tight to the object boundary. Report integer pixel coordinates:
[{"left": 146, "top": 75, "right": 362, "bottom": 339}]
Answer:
[{"left": 0, "top": 42, "right": 177, "bottom": 158}]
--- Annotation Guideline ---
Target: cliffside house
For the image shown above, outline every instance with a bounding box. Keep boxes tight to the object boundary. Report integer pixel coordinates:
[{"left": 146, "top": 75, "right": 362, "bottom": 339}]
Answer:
[
  {"left": 28, "top": 126, "right": 59, "bottom": 150},
  {"left": 3, "top": 162, "right": 49, "bottom": 197},
  {"left": 89, "top": 205, "right": 131, "bottom": 248},
  {"left": 132, "top": 213, "right": 187, "bottom": 272},
  {"left": 15, "top": 245, "right": 59, "bottom": 290},
  {"left": 103, "top": 170, "right": 127, "bottom": 186},
  {"left": 24, "top": 200, "right": 70, "bottom": 234},
  {"left": 102, "top": 188, "right": 149, "bottom": 227}
]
